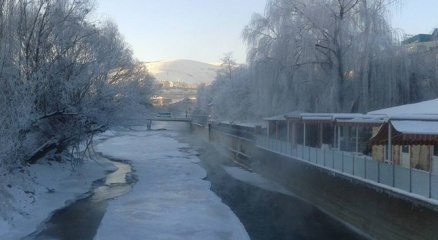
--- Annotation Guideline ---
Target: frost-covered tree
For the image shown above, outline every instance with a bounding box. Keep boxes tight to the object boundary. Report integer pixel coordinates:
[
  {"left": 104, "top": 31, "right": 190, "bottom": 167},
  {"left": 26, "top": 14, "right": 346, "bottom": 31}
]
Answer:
[
  {"left": 0, "top": 0, "right": 157, "bottom": 167},
  {"left": 198, "top": 0, "right": 436, "bottom": 121},
  {"left": 197, "top": 55, "right": 253, "bottom": 121},
  {"left": 243, "top": 0, "right": 400, "bottom": 113}
]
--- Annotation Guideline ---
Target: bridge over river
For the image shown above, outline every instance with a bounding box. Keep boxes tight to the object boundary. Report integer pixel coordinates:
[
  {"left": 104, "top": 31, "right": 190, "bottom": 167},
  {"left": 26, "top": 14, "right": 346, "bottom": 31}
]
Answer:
[
  {"left": 146, "top": 116, "right": 191, "bottom": 130},
  {"left": 146, "top": 114, "right": 209, "bottom": 130}
]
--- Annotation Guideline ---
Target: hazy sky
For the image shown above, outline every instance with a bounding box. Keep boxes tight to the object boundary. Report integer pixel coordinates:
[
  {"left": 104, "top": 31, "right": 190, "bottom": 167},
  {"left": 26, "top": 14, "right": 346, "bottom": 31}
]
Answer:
[
  {"left": 390, "top": 0, "right": 438, "bottom": 35},
  {"left": 95, "top": 0, "right": 438, "bottom": 63},
  {"left": 95, "top": 0, "right": 266, "bottom": 63}
]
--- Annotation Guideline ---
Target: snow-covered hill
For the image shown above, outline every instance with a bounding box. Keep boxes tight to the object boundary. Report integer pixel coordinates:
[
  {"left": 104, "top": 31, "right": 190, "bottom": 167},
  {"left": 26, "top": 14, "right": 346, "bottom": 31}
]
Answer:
[{"left": 145, "top": 59, "right": 220, "bottom": 87}]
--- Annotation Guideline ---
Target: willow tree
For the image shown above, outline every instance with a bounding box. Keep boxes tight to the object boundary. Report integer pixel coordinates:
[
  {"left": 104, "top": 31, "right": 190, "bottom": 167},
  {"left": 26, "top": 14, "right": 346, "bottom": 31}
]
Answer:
[{"left": 243, "top": 0, "right": 399, "bottom": 114}]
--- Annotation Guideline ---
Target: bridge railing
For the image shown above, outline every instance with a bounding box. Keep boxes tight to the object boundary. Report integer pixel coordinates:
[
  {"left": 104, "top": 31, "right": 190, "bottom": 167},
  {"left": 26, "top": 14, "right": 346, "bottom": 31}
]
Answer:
[
  {"left": 256, "top": 135, "right": 438, "bottom": 201},
  {"left": 191, "top": 115, "right": 209, "bottom": 126},
  {"left": 210, "top": 122, "right": 256, "bottom": 142}
]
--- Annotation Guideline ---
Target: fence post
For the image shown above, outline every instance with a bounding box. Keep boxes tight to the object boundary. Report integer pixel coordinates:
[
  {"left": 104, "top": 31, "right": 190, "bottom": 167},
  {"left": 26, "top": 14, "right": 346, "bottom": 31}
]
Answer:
[
  {"left": 353, "top": 154, "right": 355, "bottom": 175},
  {"left": 324, "top": 149, "right": 326, "bottom": 167},
  {"left": 409, "top": 164, "right": 412, "bottom": 193},
  {"left": 388, "top": 124, "right": 395, "bottom": 187},
  {"left": 303, "top": 123, "right": 307, "bottom": 147},
  {"left": 429, "top": 155, "right": 432, "bottom": 198},
  {"left": 332, "top": 150, "right": 335, "bottom": 169},
  {"left": 377, "top": 161, "right": 381, "bottom": 183},
  {"left": 315, "top": 148, "right": 318, "bottom": 164},
  {"left": 429, "top": 171, "right": 432, "bottom": 198},
  {"left": 364, "top": 156, "right": 367, "bottom": 179},
  {"left": 342, "top": 151, "right": 344, "bottom": 172}
]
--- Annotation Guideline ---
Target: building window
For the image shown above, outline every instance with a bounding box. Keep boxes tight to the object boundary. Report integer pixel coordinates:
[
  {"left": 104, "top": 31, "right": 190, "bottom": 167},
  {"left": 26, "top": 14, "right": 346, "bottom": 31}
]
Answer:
[{"left": 402, "top": 145, "right": 409, "bottom": 154}]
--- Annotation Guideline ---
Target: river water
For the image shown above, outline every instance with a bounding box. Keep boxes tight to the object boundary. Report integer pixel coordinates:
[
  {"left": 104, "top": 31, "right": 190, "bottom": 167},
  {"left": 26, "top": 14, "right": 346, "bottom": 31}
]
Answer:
[
  {"left": 25, "top": 123, "right": 365, "bottom": 240},
  {"left": 26, "top": 160, "right": 134, "bottom": 240},
  {"left": 200, "top": 153, "right": 366, "bottom": 240},
  {"left": 179, "top": 123, "right": 367, "bottom": 240}
]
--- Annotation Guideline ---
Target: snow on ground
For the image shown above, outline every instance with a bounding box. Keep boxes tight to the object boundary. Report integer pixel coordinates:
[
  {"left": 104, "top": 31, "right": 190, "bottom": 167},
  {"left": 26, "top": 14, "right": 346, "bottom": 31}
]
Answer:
[
  {"left": 223, "top": 166, "right": 294, "bottom": 197},
  {"left": 0, "top": 154, "right": 114, "bottom": 239},
  {"left": 94, "top": 128, "right": 250, "bottom": 240}
]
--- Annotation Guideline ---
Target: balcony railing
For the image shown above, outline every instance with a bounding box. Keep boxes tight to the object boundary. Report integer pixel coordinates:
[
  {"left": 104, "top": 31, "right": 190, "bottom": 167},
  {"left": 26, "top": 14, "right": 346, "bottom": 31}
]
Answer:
[{"left": 256, "top": 135, "right": 438, "bottom": 202}]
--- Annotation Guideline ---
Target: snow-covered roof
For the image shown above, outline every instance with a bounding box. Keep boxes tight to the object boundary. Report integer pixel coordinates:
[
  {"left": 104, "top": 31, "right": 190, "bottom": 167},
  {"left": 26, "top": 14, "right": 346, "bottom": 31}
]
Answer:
[
  {"left": 331, "top": 113, "right": 364, "bottom": 120},
  {"left": 386, "top": 114, "right": 438, "bottom": 121},
  {"left": 221, "top": 121, "right": 265, "bottom": 128},
  {"left": 392, "top": 120, "right": 438, "bottom": 135},
  {"left": 298, "top": 113, "right": 364, "bottom": 122},
  {"left": 368, "top": 98, "right": 438, "bottom": 118},
  {"left": 371, "top": 119, "right": 438, "bottom": 145},
  {"left": 284, "top": 111, "right": 303, "bottom": 119},
  {"left": 263, "top": 114, "right": 286, "bottom": 121},
  {"left": 276, "top": 112, "right": 379, "bottom": 124},
  {"left": 301, "top": 113, "right": 333, "bottom": 121},
  {"left": 336, "top": 116, "right": 385, "bottom": 126}
]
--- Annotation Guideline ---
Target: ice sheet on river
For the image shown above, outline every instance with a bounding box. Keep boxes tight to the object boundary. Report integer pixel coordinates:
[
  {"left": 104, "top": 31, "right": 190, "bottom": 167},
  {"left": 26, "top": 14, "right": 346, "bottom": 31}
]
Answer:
[{"left": 94, "top": 129, "right": 250, "bottom": 240}]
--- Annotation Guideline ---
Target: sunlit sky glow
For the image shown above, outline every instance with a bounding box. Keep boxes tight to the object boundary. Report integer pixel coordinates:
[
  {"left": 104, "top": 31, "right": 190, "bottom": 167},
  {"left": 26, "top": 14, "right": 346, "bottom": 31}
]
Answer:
[{"left": 95, "top": 0, "right": 438, "bottom": 63}]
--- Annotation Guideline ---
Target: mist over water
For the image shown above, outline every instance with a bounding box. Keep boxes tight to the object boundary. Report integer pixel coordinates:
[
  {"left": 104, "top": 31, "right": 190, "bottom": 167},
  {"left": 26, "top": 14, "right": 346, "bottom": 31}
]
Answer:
[{"left": 172, "top": 122, "right": 366, "bottom": 240}]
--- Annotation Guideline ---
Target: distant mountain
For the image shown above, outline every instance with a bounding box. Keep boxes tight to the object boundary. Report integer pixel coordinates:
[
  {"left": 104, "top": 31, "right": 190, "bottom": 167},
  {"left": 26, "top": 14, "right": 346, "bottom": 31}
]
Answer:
[{"left": 145, "top": 59, "right": 220, "bottom": 87}]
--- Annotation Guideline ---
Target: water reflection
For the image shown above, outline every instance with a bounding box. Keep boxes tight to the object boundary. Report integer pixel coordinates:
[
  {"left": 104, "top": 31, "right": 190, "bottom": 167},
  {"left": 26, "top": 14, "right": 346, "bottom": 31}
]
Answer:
[{"left": 27, "top": 160, "right": 134, "bottom": 240}]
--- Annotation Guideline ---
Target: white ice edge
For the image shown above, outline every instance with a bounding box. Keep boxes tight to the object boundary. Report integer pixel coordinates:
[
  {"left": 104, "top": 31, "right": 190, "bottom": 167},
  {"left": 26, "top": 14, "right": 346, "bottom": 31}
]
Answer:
[{"left": 0, "top": 152, "right": 113, "bottom": 239}]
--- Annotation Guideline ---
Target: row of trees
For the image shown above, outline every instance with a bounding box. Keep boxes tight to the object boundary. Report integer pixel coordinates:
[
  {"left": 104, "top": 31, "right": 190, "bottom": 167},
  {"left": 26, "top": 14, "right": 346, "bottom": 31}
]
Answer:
[
  {"left": 198, "top": 0, "right": 438, "bottom": 121},
  {"left": 0, "top": 0, "right": 156, "bottom": 167}
]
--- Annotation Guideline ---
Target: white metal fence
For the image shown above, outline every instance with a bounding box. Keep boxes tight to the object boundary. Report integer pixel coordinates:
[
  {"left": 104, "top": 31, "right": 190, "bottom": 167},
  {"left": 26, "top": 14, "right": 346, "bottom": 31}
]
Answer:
[{"left": 256, "top": 135, "right": 438, "bottom": 201}]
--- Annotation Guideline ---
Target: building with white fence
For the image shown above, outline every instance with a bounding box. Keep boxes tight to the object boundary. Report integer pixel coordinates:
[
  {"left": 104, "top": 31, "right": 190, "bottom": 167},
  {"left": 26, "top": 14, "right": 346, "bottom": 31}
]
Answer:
[{"left": 258, "top": 99, "right": 438, "bottom": 202}]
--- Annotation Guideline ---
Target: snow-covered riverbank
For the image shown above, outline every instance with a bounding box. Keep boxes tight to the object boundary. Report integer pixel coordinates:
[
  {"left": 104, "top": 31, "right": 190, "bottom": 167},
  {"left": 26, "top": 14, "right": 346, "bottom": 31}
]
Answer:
[
  {"left": 0, "top": 153, "right": 114, "bottom": 239},
  {"left": 94, "top": 128, "right": 250, "bottom": 240}
]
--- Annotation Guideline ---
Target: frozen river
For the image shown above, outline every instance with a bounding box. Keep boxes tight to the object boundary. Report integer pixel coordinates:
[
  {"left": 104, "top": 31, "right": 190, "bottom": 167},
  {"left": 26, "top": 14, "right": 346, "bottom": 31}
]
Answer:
[
  {"left": 26, "top": 122, "right": 365, "bottom": 239},
  {"left": 93, "top": 125, "right": 250, "bottom": 240}
]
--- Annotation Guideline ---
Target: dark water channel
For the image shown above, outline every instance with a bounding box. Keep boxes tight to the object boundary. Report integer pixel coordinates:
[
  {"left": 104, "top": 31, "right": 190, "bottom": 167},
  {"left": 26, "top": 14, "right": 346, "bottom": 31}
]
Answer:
[
  {"left": 182, "top": 132, "right": 367, "bottom": 240},
  {"left": 25, "top": 159, "right": 135, "bottom": 240}
]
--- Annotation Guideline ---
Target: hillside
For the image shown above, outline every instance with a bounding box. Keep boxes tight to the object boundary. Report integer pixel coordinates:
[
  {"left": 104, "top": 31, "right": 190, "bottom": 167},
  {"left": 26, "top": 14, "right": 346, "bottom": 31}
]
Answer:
[{"left": 145, "top": 59, "right": 220, "bottom": 88}]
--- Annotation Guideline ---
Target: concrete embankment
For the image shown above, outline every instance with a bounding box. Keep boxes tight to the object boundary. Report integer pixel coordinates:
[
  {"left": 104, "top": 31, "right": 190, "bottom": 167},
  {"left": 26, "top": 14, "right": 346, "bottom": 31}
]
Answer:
[{"left": 191, "top": 123, "right": 438, "bottom": 240}]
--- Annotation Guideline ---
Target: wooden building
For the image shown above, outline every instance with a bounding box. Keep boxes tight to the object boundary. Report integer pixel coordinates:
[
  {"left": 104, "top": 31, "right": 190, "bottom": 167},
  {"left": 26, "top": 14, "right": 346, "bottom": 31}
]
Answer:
[{"left": 369, "top": 99, "right": 438, "bottom": 173}]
